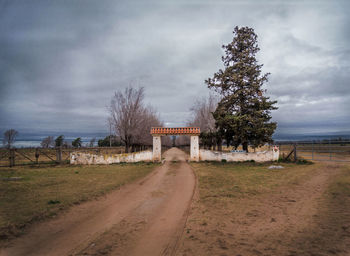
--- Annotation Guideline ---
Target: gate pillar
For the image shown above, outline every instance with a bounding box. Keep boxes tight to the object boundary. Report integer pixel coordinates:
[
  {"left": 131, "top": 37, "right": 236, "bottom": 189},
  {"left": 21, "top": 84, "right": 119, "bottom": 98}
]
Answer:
[
  {"left": 190, "top": 135, "right": 199, "bottom": 162},
  {"left": 152, "top": 136, "right": 162, "bottom": 162}
]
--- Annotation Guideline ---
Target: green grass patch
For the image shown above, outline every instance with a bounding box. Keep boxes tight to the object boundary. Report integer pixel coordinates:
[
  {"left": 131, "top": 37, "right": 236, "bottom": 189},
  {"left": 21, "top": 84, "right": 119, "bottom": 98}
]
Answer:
[{"left": 0, "top": 163, "right": 157, "bottom": 239}]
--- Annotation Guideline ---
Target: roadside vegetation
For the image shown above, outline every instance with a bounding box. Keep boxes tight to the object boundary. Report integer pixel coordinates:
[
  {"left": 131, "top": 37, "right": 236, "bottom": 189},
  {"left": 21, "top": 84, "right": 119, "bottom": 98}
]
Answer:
[
  {"left": 0, "top": 163, "right": 157, "bottom": 240},
  {"left": 180, "top": 162, "right": 350, "bottom": 255}
]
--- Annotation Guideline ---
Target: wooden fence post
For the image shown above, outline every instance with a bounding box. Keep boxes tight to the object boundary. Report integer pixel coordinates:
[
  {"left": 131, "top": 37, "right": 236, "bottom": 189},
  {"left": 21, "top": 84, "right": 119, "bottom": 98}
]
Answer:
[
  {"left": 293, "top": 143, "right": 297, "bottom": 162},
  {"left": 56, "top": 147, "right": 62, "bottom": 163},
  {"left": 35, "top": 148, "right": 39, "bottom": 164},
  {"left": 9, "top": 148, "right": 15, "bottom": 167}
]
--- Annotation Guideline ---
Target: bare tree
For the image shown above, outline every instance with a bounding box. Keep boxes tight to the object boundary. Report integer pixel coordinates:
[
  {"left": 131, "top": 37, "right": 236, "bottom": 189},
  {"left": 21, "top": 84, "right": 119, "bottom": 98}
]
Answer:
[
  {"left": 109, "top": 86, "right": 162, "bottom": 153},
  {"left": 188, "top": 94, "right": 218, "bottom": 132},
  {"left": 109, "top": 87, "right": 144, "bottom": 152},
  {"left": 132, "top": 106, "right": 163, "bottom": 150},
  {"left": 3, "top": 129, "right": 18, "bottom": 148},
  {"left": 188, "top": 94, "right": 221, "bottom": 150},
  {"left": 175, "top": 135, "right": 190, "bottom": 146},
  {"left": 89, "top": 137, "right": 96, "bottom": 147},
  {"left": 41, "top": 136, "right": 54, "bottom": 148}
]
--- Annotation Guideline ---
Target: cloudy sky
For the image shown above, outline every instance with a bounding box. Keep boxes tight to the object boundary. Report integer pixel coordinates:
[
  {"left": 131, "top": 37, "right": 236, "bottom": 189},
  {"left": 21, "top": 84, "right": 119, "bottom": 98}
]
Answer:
[{"left": 0, "top": 0, "right": 349, "bottom": 136}]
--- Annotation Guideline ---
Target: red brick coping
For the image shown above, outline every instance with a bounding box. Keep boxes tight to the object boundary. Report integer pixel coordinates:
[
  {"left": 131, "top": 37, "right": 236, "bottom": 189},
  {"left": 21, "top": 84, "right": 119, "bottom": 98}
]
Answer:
[{"left": 150, "top": 127, "right": 200, "bottom": 135}]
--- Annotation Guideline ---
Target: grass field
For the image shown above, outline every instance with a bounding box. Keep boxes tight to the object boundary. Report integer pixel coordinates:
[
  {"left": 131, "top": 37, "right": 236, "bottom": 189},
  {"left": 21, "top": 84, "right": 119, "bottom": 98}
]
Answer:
[
  {"left": 191, "top": 161, "right": 317, "bottom": 202},
  {"left": 180, "top": 161, "right": 350, "bottom": 255},
  {"left": 0, "top": 163, "right": 157, "bottom": 240}
]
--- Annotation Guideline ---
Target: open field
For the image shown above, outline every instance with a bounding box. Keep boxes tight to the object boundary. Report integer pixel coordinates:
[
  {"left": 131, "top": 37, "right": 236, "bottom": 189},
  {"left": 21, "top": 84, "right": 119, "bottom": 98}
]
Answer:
[
  {"left": 178, "top": 161, "right": 350, "bottom": 256},
  {"left": 0, "top": 162, "right": 156, "bottom": 240}
]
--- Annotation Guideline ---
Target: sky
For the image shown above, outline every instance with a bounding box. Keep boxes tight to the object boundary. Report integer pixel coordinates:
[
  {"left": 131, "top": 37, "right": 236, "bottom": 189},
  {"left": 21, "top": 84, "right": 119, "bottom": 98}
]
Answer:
[{"left": 0, "top": 0, "right": 349, "bottom": 136}]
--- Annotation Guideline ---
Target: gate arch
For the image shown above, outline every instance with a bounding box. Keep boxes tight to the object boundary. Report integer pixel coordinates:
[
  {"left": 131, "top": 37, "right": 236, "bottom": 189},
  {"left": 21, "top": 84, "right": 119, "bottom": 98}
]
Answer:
[{"left": 150, "top": 127, "right": 200, "bottom": 162}]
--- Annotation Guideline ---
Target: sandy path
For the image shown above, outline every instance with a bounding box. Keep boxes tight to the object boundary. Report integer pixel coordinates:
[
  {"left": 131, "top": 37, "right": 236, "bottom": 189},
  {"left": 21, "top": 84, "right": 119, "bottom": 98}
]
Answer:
[{"left": 0, "top": 148, "right": 195, "bottom": 256}]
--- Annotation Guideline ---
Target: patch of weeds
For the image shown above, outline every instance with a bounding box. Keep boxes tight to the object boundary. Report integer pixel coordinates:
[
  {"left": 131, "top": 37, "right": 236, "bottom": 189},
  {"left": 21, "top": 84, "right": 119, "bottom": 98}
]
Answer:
[
  {"left": 221, "top": 159, "right": 227, "bottom": 163},
  {"left": 278, "top": 157, "right": 292, "bottom": 163},
  {"left": 47, "top": 200, "right": 61, "bottom": 205},
  {"left": 278, "top": 157, "right": 313, "bottom": 165},
  {"left": 296, "top": 159, "right": 313, "bottom": 165}
]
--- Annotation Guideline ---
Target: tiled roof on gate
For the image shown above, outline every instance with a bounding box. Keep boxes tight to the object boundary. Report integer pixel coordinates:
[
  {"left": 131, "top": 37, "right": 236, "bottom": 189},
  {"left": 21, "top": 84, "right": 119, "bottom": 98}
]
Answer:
[{"left": 150, "top": 127, "right": 200, "bottom": 135}]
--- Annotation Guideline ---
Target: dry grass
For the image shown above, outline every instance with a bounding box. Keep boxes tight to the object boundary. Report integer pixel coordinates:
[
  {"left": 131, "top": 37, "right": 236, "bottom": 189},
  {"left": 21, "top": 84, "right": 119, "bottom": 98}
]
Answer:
[
  {"left": 192, "top": 161, "right": 316, "bottom": 202},
  {"left": 0, "top": 162, "right": 157, "bottom": 239},
  {"left": 179, "top": 161, "right": 350, "bottom": 255}
]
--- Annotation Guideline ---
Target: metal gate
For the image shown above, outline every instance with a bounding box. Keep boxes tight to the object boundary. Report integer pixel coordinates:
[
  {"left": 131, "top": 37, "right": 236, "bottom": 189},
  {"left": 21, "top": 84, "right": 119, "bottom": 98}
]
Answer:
[{"left": 277, "top": 140, "right": 350, "bottom": 162}]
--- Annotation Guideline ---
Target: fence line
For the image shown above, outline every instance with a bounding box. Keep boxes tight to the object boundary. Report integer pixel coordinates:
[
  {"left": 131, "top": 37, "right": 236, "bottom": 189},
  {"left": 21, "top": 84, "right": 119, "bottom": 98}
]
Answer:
[
  {"left": 0, "top": 146, "right": 151, "bottom": 167},
  {"left": 276, "top": 140, "right": 350, "bottom": 162}
]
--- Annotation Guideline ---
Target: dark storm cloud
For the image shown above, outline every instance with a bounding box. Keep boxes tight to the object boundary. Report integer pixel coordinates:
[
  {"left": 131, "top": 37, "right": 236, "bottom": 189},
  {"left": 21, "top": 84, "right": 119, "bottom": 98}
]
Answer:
[{"left": 0, "top": 0, "right": 349, "bottom": 135}]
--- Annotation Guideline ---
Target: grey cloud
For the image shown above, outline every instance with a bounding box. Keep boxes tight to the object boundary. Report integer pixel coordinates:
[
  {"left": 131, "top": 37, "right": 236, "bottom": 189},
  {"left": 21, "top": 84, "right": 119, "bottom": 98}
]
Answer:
[{"left": 0, "top": 0, "right": 349, "bottom": 135}]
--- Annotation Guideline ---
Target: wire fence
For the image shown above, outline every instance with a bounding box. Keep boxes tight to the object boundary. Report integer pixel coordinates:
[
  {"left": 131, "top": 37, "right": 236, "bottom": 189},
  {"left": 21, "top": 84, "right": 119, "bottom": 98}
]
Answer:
[
  {"left": 1, "top": 141, "right": 349, "bottom": 166},
  {"left": 276, "top": 140, "right": 350, "bottom": 162},
  {"left": 0, "top": 146, "right": 152, "bottom": 167}
]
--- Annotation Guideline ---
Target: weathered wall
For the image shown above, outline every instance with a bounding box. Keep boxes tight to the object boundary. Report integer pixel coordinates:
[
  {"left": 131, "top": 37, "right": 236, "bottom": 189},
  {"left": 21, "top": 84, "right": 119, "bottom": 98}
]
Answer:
[
  {"left": 70, "top": 150, "right": 153, "bottom": 165},
  {"left": 152, "top": 136, "right": 161, "bottom": 162},
  {"left": 199, "top": 148, "right": 279, "bottom": 162},
  {"left": 190, "top": 135, "right": 199, "bottom": 162}
]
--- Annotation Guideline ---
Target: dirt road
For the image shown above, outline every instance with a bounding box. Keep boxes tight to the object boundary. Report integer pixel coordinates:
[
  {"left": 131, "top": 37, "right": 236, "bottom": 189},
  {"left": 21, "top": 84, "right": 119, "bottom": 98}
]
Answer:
[{"left": 0, "top": 148, "right": 196, "bottom": 256}]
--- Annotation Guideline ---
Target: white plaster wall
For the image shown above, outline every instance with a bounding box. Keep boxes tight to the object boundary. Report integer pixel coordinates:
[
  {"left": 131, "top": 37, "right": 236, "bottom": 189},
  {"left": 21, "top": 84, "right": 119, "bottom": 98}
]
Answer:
[
  {"left": 199, "top": 148, "right": 279, "bottom": 162},
  {"left": 70, "top": 150, "right": 153, "bottom": 165},
  {"left": 152, "top": 136, "right": 162, "bottom": 162},
  {"left": 190, "top": 135, "right": 199, "bottom": 162}
]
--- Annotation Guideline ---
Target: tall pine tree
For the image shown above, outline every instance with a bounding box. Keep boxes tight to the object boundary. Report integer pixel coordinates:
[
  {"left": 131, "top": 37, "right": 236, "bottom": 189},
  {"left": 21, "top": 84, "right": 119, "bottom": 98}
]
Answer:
[{"left": 206, "top": 26, "right": 277, "bottom": 152}]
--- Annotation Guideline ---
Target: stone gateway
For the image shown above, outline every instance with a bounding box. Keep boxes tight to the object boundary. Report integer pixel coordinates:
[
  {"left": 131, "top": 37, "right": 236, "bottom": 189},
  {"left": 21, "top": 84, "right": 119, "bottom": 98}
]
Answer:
[{"left": 150, "top": 127, "right": 200, "bottom": 162}]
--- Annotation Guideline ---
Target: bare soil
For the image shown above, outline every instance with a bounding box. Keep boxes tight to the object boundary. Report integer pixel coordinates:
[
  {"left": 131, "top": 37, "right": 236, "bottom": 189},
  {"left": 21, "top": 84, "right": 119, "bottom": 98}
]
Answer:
[
  {"left": 177, "top": 162, "right": 350, "bottom": 256},
  {"left": 0, "top": 148, "right": 196, "bottom": 256}
]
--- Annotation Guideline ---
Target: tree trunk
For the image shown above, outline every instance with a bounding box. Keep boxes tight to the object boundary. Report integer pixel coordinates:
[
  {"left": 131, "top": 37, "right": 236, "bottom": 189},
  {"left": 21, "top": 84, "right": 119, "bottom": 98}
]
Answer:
[
  {"left": 217, "top": 139, "right": 222, "bottom": 151},
  {"left": 125, "top": 143, "right": 129, "bottom": 153},
  {"left": 242, "top": 142, "right": 248, "bottom": 152}
]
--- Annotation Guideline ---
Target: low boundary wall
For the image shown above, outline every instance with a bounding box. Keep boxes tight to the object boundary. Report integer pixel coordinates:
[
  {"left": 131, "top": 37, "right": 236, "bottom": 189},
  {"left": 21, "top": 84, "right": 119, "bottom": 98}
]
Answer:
[
  {"left": 70, "top": 148, "right": 279, "bottom": 164},
  {"left": 70, "top": 150, "right": 153, "bottom": 165},
  {"left": 199, "top": 148, "right": 279, "bottom": 162}
]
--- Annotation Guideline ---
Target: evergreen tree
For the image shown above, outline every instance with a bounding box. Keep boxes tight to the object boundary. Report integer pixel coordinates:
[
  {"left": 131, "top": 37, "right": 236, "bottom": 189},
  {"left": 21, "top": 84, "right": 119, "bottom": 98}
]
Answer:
[
  {"left": 55, "top": 135, "right": 64, "bottom": 147},
  {"left": 97, "top": 135, "right": 123, "bottom": 147},
  {"left": 72, "top": 137, "right": 82, "bottom": 148},
  {"left": 206, "top": 26, "right": 277, "bottom": 152}
]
